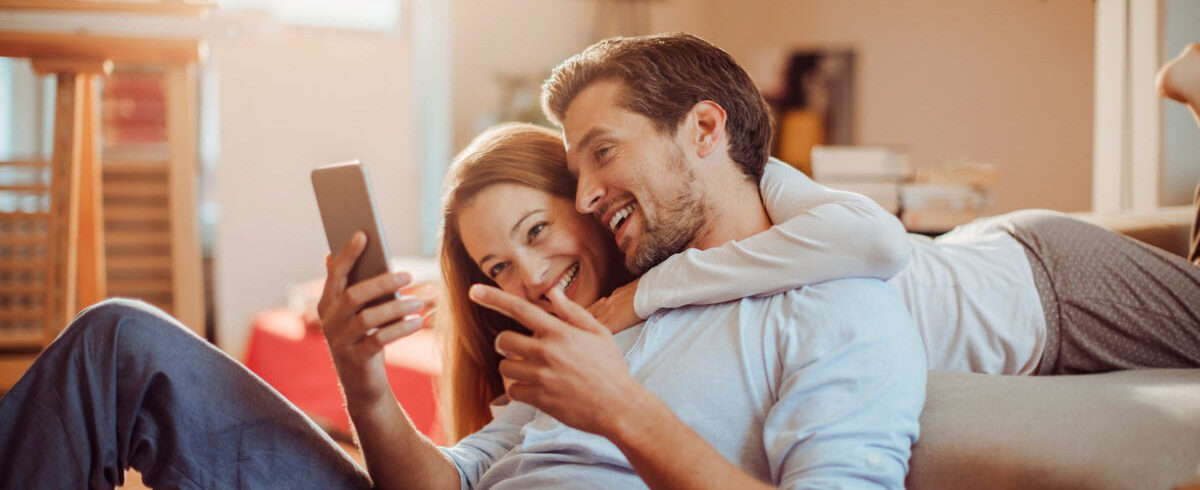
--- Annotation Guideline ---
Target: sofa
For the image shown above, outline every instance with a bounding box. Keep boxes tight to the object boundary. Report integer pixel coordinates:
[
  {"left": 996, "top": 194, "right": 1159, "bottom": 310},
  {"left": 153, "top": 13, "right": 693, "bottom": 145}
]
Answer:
[{"left": 909, "top": 205, "right": 1200, "bottom": 490}]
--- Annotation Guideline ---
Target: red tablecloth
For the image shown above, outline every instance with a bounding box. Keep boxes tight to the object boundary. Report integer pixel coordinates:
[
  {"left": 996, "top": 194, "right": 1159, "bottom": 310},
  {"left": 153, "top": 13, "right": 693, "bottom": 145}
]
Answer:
[{"left": 243, "top": 308, "right": 444, "bottom": 444}]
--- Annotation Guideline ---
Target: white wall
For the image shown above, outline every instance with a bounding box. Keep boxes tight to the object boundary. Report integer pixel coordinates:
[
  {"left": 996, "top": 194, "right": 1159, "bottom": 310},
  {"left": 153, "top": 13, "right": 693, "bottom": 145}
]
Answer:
[
  {"left": 450, "top": 1, "right": 1095, "bottom": 213},
  {"left": 212, "top": 28, "right": 419, "bottom": 359},
  {"left": 700, "top": 0, "right": 1095, "bottom": 213},
  {"left": 449, "top": 0, "right": 707, "bottom": 151}
]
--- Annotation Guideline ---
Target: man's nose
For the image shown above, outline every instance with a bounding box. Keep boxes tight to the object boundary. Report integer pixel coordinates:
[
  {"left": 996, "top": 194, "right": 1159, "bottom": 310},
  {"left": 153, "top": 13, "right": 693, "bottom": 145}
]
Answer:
[{"left": 575, "top": 168, "right": 604, "bottom": 214}]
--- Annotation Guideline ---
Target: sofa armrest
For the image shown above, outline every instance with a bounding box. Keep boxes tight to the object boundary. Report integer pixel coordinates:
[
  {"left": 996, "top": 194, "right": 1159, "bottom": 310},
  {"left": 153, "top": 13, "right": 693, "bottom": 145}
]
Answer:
[{"left": 1070, "top": 205, "right": 1194, "bottom": 258}]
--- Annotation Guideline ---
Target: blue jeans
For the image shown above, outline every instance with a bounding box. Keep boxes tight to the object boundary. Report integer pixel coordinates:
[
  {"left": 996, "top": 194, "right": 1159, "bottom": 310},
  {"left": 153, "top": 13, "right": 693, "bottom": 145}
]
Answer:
[{"left": 0, "top": 299, "right": 372, "bottom": 489}]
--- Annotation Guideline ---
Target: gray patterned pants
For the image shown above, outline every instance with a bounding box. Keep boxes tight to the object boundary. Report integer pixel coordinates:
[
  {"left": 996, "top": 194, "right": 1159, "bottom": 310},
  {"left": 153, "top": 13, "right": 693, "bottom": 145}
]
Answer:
[{"left": 996, "top": 210, "right": 1200, "bottom": 374}]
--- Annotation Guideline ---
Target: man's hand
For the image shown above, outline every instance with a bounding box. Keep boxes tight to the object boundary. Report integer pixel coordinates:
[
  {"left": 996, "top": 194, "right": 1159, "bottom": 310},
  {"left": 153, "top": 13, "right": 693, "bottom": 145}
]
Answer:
[
  {"left": 469, "top": 284, "right": 647, "bottom": 437},
  {"left": 587, "top": 279, "right": 643, "bottom": 334},
  {"left": 317, "top": 231, "right": 428, "bottom": 406}
]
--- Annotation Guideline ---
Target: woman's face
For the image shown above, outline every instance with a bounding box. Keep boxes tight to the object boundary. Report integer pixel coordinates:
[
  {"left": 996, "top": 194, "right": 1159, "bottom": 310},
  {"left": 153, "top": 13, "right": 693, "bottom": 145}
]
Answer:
[{"left": 458, "top": 183, "right": 619, "bottom": 312}]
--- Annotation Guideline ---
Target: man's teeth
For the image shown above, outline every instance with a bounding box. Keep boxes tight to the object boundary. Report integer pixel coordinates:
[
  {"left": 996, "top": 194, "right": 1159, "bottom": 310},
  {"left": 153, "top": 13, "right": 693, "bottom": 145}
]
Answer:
[
  {"left": 608, "top": 203, "right": 637, "bottom": 233},
  {"left": 556, "top": 263, "right": 580, "bottom": 291}
]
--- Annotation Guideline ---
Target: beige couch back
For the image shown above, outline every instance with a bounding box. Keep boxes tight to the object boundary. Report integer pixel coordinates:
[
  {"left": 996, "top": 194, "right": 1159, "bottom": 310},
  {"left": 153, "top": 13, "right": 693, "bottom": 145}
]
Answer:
[{"left": 909, "top": 370, "right": 1200, "bottom": 490}]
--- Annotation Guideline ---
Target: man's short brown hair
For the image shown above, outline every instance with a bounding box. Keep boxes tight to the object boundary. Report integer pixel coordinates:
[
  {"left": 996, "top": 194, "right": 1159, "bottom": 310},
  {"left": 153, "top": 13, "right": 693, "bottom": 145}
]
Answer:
[{"left": 541, "top": 32, "right": 772, "bottom": 182}]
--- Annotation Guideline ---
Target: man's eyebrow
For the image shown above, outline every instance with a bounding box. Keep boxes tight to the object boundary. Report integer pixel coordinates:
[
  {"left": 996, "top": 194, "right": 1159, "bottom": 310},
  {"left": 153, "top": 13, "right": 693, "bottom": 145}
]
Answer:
[
  {"left": 476, "top": 209, "right": 544, "bottom": 271},
  {"left": 572, "top": 127, "right": 608, "bottom": 156}
]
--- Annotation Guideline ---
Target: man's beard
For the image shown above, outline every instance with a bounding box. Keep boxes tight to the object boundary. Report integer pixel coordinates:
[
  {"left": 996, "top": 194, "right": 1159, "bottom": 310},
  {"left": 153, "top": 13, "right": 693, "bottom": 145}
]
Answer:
[{"left": 624, "top": 147, "right": 706, "bottom": 275}]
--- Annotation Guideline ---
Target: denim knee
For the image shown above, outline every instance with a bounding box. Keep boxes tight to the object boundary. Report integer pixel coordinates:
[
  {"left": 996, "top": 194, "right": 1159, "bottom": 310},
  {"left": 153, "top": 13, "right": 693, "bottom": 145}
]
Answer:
[{"left": 57, "top": 298, "right": 196, "bottom": 352}]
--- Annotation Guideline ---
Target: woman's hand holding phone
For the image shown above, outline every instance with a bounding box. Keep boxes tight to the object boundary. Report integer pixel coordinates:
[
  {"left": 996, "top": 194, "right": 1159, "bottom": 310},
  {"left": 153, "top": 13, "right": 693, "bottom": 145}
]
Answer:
[{"left": 317, "top": 231, "right": 428, "bottom": 406}]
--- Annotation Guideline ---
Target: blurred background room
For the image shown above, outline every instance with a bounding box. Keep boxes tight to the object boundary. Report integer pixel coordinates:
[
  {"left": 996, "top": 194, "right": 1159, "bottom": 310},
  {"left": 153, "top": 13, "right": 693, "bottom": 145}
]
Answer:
[{"left": 0, "top": 0, "right": 1198, "bottom": 470}]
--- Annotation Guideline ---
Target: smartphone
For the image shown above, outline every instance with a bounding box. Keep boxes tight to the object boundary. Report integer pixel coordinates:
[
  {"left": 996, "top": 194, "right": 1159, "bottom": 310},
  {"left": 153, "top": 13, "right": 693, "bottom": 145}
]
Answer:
[{"left": 311, "top": 160, "right": 397, "bottom": 309}]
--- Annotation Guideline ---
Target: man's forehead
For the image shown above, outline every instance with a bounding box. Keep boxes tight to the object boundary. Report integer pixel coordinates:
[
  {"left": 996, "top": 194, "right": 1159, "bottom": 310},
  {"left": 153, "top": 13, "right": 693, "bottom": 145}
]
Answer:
[{"left": 562, "top": 79, "right": 626, "bottom": 149}]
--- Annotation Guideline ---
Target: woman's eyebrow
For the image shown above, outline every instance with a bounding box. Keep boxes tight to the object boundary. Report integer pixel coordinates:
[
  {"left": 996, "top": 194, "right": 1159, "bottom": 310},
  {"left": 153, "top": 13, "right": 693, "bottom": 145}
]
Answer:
[
  {"left": 510, "top": 209, "right": 544, "bottom": 238},
  {"left": 476, "top": 209, "right": 547, "bottom": 270}
]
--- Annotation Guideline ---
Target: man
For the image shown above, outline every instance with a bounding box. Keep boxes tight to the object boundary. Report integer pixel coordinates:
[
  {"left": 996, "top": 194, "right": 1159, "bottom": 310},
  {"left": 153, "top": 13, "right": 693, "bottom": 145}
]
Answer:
[{"left": 465, "top": 32, "right": 927, "bottom": 489}]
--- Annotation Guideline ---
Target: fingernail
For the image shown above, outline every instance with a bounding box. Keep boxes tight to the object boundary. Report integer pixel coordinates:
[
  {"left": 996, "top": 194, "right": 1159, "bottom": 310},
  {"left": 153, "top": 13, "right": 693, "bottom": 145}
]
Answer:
[
  {"left": 394, "top": 271, "right": 410, "bottom": 282},
  {"left": 469, "top": 284, "right": 484, "bottom": 300}
]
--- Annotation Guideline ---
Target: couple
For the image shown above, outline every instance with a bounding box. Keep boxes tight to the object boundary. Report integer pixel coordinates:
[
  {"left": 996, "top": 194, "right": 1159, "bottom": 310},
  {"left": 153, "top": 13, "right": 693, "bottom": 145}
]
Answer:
[{"left": 2, "top": 33, "right": 1200, "bottom": 489}]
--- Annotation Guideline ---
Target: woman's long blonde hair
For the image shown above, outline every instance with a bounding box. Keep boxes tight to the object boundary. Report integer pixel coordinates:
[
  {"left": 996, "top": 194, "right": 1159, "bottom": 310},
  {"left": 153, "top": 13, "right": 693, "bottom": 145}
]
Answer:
[{"left": 438, "top": 122, "right": 581, "bottom": 442}]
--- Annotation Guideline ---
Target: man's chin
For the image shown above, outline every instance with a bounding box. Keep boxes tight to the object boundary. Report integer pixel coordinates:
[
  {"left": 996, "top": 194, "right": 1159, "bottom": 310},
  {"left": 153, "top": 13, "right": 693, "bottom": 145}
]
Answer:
[{"left": 624, "top": 243, "right": 665, "bottom": 276}]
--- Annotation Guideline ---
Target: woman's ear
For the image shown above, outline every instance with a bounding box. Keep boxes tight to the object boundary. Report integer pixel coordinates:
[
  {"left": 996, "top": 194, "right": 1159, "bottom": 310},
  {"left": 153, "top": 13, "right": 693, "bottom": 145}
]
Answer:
[{"left": 687, "top": 101, "right": 728, "bottom": 159}]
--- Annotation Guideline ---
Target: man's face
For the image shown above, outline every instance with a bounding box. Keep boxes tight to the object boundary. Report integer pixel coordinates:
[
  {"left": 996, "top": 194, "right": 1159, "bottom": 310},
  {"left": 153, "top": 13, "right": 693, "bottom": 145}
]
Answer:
[{"left": 561, "top": 79, "right": 707, "bottom": 275}]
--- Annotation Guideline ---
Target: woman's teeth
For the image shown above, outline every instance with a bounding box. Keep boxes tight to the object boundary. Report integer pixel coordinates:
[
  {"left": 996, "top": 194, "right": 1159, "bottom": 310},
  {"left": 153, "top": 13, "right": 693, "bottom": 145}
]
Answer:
[
  {"left": 556, "top": 263, "right": 580, "bottom": 292},
  {"left": 608, "top": 203, "right": 637, "bottom": 233}
]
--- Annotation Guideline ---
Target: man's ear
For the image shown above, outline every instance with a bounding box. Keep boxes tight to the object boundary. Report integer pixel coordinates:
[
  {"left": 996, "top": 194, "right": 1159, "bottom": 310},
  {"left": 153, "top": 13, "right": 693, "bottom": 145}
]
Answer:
[{"left": 686, "top": 101, "right": 727, "bottom": 159}]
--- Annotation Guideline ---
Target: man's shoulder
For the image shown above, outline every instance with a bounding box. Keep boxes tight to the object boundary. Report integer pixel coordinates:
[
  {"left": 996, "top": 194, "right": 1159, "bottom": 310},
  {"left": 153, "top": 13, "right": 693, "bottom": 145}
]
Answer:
[
  {"left": 756, "top": 278, "right": 916, "bottom": 343},
  {"left": 774, "top": 277, "right": 907, "bottom": 315},
  {"left": 653, "top": 278, "right": 912, "bottom": 337}
]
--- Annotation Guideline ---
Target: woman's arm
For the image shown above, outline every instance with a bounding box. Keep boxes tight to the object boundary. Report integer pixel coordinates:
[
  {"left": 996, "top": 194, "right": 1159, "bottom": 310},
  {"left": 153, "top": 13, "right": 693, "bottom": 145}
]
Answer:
[
  {"left": 632, "top": 159, "right": 910, "bottom": 318},
  {"left": 474, "top": 285, "right": 772, "bottom": 490},
  {"left": 318, "top": 233, "right": 461, "bottom": 490}
]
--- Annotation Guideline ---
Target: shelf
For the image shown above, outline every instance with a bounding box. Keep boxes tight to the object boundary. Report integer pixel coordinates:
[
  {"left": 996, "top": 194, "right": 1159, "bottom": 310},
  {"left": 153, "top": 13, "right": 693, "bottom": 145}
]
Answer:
[
  {"left": 0, "top": 30, "right": 205, "bottom": 65},
  {"left": 0, "top": 1, "right": 215, "bottom": 17}
]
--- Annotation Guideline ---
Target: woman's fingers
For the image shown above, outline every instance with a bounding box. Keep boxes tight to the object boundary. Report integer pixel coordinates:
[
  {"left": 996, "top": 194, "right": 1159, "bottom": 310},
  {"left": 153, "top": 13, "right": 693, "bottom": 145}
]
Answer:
[
  {"left": 469, "top": 284, "right": 564, "bottom": 337},
  {"left": 498, "top": 358, "right": 543, "bottom": 384},
  {"left": 495, "top": 330, "right": 543, "bottom": 360},
  {"left": 327, "top": 232, "right": 367, "bottom": 291},
  {"left": 319, "top": 232, "right": 367, "bottom": 320},
  {"left": 546, "top": 288, "right": 606, "bottom": 334},
  {"left": 366, "top": 316, "right": 424, "bottom": 346},
  {"left": 345, "top": 270, "right": 413, "bottom": 310},
  {"left": 358, "top": 295, "right": 425, "bottom": 334}
]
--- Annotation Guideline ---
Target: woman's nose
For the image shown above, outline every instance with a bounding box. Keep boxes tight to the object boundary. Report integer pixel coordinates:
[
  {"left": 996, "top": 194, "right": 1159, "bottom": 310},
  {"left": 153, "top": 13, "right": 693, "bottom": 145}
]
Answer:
[{"left": 518, "top": 259, "right": 550, "bottom": 298}]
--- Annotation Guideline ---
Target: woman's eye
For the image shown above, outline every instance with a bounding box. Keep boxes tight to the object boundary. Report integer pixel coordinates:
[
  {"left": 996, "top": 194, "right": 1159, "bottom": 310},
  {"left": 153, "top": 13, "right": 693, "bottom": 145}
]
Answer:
[
  {"left": 527, "top": 222, "right": 547, "bottom": 241},
  {"left": 489, "top": 262, "right": 507, "bottom": 278}
]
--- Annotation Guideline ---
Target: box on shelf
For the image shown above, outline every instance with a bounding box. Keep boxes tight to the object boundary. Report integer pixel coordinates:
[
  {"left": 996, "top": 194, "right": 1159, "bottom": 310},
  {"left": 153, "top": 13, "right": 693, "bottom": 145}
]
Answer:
[
  {"left": 899, "top": 183, "right": 990, "bottom": 233},
  {"left": 810, "top": 145, "right": 911, "bottom": 215},
  {"left": 819, "top": 180, "right": 901, "bottom": 214},
  {"left": 919, "top": 160, "right": 1000, "bottom": 188},
  {"left": 811, "top": 145, "right": 913, "bottom": 182}
]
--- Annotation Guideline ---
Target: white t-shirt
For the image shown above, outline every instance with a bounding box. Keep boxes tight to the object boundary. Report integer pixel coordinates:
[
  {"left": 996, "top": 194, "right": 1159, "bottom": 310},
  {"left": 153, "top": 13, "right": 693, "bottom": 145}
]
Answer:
[
  {"left": 634, "top": 158, "right": 1046, "bottom": 375},
  {"left": 442, "top": 278, "right": 927, "bottom": 489}
]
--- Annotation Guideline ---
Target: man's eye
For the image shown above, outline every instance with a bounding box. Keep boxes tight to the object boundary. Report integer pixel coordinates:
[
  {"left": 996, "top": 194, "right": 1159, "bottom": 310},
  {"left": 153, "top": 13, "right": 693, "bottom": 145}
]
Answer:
[
  {"left": 489, "top": 262, "right": 507, "bottom": 278},
  {"left": 527, "top": 222, "right": 547, "bottom": 241},
  {"left": 595, "top": 147, "right": 611, "bottom": 161}
]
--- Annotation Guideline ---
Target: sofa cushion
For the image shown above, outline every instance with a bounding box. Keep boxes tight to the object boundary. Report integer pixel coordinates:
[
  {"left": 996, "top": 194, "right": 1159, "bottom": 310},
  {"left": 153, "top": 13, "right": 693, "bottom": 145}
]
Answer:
[{"left": 909, "top": 370, "right": 1200, "bottom": 490}]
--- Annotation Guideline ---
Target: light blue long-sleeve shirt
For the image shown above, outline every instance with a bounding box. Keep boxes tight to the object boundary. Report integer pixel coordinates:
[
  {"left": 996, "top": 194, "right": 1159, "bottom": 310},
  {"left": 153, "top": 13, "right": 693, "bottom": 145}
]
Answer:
[{"left": 441, "top": 278, "right": 927, "bottom": 489}]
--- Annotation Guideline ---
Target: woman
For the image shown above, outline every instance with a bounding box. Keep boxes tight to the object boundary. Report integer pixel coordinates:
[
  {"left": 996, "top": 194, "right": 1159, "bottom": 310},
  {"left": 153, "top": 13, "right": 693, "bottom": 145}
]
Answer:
[{"left": 0, "top": 122, "right": 904, "bottom": 488}]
